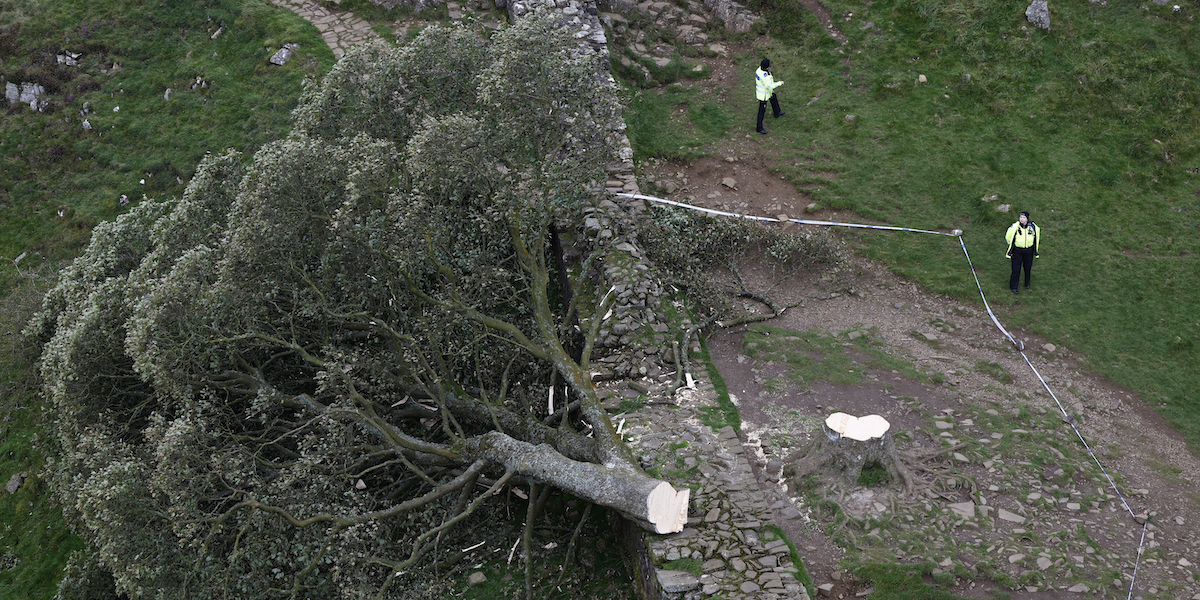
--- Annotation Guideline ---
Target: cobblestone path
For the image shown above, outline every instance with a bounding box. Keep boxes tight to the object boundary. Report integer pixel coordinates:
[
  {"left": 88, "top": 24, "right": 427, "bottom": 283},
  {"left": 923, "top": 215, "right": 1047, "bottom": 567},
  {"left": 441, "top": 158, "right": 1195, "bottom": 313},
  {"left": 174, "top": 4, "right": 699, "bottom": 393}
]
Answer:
[{"left": 268, "top": 0, "right": 381, "bottom": 58}]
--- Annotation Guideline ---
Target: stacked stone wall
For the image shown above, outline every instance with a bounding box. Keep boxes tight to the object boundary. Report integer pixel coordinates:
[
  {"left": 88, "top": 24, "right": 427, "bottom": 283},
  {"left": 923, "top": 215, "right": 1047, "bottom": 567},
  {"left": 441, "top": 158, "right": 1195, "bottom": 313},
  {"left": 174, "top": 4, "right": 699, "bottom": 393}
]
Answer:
[
  {"left": 304, "top": 0, "right": 797, "bottom": 595},
  {"left": 494, "top": 4, "right": 810, "bottom": 599}
]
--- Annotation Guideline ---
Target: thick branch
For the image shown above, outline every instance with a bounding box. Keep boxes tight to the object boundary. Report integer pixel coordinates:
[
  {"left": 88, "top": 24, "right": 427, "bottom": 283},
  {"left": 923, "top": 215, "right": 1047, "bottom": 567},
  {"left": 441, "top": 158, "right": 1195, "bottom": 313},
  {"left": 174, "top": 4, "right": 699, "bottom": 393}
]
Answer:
[{"left": 463, "top": 431, "right": 688, "bottom": 533}]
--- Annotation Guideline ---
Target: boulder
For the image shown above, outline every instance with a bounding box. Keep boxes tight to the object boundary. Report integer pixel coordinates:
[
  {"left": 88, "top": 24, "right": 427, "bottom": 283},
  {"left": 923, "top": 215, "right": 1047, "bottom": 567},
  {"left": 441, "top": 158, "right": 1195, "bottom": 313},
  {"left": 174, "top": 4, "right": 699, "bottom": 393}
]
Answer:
[
  {"left": 4, "top": 471, "right": 28, "bottom": 494},
  {"left": 656, "top": 570, "right": 700, "bottom": 593},
  {"left": 5, "top": 81, "right": 46, "bottom": 110},
  {"left": 269, "top": 44, "right": 299, "bottom": 66},
  {"left": 1025, "top": 0, "right": 1050, "bottom": 29},
  {"left": 948, "top": 501, "right": 975, "bottom": 519}
]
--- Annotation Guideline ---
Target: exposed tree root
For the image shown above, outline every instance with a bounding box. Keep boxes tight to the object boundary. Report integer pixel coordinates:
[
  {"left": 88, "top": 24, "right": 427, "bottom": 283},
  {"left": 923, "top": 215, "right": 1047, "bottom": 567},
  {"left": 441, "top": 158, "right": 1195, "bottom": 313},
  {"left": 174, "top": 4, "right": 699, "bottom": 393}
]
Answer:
[{"left": 785, "top": 422, "right": 917, "bottom": 496}]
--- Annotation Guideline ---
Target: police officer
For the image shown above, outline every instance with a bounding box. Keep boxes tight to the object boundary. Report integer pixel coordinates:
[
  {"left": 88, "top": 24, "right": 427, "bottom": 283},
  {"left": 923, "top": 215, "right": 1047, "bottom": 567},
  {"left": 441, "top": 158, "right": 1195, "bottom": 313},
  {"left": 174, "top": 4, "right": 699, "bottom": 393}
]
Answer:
[
  {"left": 1005, "top": 211, "right": 1040, "bottom": 294},
  {"left": 755, "top": 58, "right": 784, "bottom": 134}
]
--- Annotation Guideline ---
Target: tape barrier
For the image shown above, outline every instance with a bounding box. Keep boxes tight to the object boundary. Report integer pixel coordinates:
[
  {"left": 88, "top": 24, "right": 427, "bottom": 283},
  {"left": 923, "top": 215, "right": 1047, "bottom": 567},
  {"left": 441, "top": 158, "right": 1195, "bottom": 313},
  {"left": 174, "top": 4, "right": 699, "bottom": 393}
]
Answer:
[
  {"left": 1130, "top": 522, "right": 1149, "bottom": 600},
  {"left": 616, "top": 193, "right": 961, "bottom": 236},
  {"left": 956, "top": 235, "right": 1022, "bottom": 349},
  {"left": 617, "top": 191, "right": 1150, "bottom": 596},
  {"left": 1018, "top": 350, "right": 1137, "bottom": 517}
]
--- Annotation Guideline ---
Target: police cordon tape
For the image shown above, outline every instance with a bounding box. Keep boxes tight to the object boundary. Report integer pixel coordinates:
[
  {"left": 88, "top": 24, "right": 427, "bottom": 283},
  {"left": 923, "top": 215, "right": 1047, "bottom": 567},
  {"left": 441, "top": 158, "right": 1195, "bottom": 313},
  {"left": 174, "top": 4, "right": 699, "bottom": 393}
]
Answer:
[
  {"left": 617, "top": 192, "right": 1152, "bottom": 597},
  {"left": 617, "top": 192, "right": 963, "bottom": 237}
]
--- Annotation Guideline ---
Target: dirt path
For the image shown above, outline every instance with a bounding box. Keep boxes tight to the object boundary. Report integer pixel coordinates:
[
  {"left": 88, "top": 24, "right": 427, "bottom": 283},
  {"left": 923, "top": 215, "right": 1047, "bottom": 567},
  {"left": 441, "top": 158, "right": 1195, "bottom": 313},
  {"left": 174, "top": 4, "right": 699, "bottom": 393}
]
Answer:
[
  {"left": 796, "top": 0, "right": 846, "bottom": 44},
  {"left": 691, "top": 252, "right": 1200, "bottom": 598},
  {"left": 639, "top": 98, "right": 1200, "bottom": 598},
  {"left": 636, "top": 36, "right": 1200, "bottom": 595}
]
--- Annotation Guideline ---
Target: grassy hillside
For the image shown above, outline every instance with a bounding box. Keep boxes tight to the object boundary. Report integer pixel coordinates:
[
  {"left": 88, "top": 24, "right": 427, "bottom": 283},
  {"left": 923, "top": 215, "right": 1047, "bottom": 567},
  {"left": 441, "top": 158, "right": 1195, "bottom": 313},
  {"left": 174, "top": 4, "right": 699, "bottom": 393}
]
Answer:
[
  {"left": 0, "top": 0, "right": 329, "bottom": 596},
  {"left": 774, "top": 0, "right": 1200, "bottom": 448},
  {"left": 0, "top": 0, "right": 332, "bottom": 271},
  {"left": 3, "top": 0, "right": 1198, "bottom": 595},
  {"left": 629, "top": 0, "right": 1200, "bottom": 448},
  {"left": 0, "top": 272, "right": 80, "bottom": 599}
]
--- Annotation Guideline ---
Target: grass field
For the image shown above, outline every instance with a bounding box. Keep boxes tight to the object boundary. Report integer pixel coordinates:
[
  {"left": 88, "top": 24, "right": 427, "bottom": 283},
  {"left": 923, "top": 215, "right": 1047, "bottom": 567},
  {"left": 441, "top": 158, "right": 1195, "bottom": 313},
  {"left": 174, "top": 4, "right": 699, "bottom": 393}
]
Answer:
[
  {"left": 624, "top": 0, "right": 1200, "bottom": 452},
  {"left": 1, "top": 0, "right": 329, "bottom": 596},
  {"left": 0, "top": 272, "right": 81, "bottom": 600},
  {"left": 0, "top": 0, "right": 332, "bottom": 271}
]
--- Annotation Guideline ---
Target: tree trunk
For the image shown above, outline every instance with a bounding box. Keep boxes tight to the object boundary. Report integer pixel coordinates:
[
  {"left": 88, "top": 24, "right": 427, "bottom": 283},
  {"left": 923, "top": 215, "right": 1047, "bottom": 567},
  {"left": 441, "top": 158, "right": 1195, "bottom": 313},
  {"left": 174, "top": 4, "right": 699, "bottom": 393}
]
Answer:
[
  {"left": 784, "top": 413, "right": 915, "bottom": 494},
  {"left": 467, "top": 431, "right": 690, "bottom": 533},
  {"left": 614, "top": 511, "right": 663, "bottom": 600}
]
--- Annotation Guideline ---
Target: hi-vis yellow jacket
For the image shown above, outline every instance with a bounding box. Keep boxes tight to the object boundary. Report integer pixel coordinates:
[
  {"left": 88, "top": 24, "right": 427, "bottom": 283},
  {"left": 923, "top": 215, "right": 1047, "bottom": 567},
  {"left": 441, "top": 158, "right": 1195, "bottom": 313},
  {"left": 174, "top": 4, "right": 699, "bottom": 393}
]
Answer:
[
  {"left": 755, "top": 67, "right": 783, "bottom": 101},
  {"left": 1005, "top": 221, "right": 1040, "bottom": 253}
]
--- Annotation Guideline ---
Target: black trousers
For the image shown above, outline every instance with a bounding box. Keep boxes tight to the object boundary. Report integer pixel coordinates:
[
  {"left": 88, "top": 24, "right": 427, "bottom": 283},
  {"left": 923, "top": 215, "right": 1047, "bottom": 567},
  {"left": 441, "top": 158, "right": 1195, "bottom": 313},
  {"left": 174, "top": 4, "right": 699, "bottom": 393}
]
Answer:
[
  {"left": 1009, "top": 247, "right": 1034, "bottom": 290},
  {"left": 757, "top": 94, "right": 782, "bottom": 131}
]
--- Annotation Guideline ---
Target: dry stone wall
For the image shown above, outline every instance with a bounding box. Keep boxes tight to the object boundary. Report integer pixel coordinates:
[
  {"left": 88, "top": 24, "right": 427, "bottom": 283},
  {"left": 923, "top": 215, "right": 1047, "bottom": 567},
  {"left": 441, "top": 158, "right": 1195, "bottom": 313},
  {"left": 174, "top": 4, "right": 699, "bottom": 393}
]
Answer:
[
  {"left": 290, "top": 0, "right": 798, "bottom": 596},
  {"left": 481, "top": 3, "right": 808, "bottom": 599},
  {"left": 599, "top": 0, "right": 758, "bottom": 33},
  {"left": 269, "top": 0, "right": 381, "bottom": 58},
  {"left": 480, "top": 2, "right": 807, "bottom": 598},
  {"left": 602, "top": 376, "right": 812, "bottom": 600},
  {"left": 495, "top": 0, "right": 673, "bottom": 376}
]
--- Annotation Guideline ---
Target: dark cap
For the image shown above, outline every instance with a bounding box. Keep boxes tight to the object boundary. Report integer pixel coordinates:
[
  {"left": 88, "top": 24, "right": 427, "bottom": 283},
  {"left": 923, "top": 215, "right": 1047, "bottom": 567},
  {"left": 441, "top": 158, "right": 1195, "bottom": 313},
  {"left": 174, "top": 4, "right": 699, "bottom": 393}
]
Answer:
[
  {"left": 760, "top": 58, "right": 770, "bottom": 70},
  {"left": 1020, "top": 211, "right": 1030, "bottom": 218}
]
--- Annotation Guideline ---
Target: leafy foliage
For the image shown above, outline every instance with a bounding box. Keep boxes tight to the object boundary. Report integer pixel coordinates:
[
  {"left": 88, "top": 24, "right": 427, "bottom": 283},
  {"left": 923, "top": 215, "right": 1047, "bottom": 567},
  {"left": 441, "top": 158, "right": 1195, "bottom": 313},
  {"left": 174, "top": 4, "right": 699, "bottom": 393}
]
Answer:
[
  {"left": 639, "top": 203, "right": 845, "bottom": 319},
  {"left": 29, "top": 18, "right": 634, "bottom": 599}
]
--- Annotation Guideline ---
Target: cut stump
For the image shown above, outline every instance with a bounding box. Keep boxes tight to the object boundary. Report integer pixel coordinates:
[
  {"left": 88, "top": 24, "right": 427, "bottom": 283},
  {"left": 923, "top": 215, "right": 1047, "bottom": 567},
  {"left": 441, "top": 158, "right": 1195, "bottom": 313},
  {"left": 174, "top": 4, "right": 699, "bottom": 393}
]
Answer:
[{"left": 784, "top": 412, "right": 915, "bottom": 494}]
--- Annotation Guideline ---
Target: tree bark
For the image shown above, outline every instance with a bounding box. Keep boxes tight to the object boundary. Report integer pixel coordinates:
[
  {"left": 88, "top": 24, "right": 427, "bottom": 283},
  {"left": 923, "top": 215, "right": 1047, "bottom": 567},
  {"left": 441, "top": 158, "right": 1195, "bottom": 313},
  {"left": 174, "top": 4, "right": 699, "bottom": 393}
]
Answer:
[
  {"left": 614, "top": 511, "right": 663, "bottom": 600},
  {"left": 784, "top": 413, "right": 915, "bottom": 494},
  {"left": 466, "top": 431, "right": 689, "bottom": 533}
]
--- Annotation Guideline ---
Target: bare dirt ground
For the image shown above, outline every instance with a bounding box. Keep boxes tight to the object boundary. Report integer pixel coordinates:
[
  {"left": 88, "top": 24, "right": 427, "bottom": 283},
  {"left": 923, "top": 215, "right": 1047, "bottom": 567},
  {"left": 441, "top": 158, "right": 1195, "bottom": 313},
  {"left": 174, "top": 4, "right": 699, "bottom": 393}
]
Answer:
[{"left": 638, "top": 50, "right": 1200, "bottom": 600}]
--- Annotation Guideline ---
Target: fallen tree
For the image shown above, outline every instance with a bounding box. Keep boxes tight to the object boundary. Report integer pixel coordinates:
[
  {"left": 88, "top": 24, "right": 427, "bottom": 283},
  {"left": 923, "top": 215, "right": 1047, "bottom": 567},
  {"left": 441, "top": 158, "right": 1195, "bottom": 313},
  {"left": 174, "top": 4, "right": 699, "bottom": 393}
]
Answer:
[{"left": 30, "top": 18, "right": 684, "bottom": 599}]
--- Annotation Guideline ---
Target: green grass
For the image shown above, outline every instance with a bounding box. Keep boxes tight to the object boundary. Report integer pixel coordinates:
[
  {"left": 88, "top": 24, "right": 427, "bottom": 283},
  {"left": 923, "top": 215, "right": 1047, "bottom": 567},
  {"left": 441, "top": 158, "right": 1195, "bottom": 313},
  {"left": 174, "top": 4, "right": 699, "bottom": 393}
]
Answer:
[
  {"left": 0, "top": 270, "right": 80, "bottom": 600},
  {"left": 623, "top": 83, "right": 734, "bottom": 161},
  {"left": 854, "top": 562, "right": 1002, "bottom": 600},
  {"left": 857, "top": 462, "right": 889, "bottom": 487},
  {"left": 622, "top": 0, "right": 1200, "bottom": 453},
  {"left": 974, "top": 360, "right": 1012, "bottom": 384},
  {"left": 0, "top": 0, "right": 331, "bottom": 268},
  {"left": 696, "top": 335, "right": 740, "bottom": 432},
  {"left": 741, "top": 324, "right": 927, "bottom": 392},
  {"left": 0, "top": 392, "right": 82, "bottom": 600},
  {"left": 782, "top": 0, "right": 1200, "bottom": 451},
  {"left": 618, "top": 398, "right": 647, "bottom": 412},
  {"left": 661, "top": 557, "right": 702, "bottom": 575},
  {"left": 0, "top": 0, "right": 326, "bottom": 594},
  {"left": 763, "top": 525, "right": 814, "bottom": 598}
]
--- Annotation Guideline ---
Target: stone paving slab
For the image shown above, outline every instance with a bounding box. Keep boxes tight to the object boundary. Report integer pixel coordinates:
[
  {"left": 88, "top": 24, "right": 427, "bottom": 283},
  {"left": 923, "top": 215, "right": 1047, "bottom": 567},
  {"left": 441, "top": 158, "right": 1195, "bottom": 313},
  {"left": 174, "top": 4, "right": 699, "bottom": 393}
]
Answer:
[
  {"left": 270, "top": 0, "right": 383, "bottom": 58},
  {"left": 613, "top": 378, "right": 811, "bottom": 600}
]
